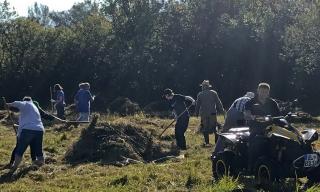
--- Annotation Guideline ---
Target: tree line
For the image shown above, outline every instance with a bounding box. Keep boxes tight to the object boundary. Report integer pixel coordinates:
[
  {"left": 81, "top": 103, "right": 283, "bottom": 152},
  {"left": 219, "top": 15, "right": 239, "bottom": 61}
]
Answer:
[{"left": 1, "top": 0, "right": 320, "bottom": 113}]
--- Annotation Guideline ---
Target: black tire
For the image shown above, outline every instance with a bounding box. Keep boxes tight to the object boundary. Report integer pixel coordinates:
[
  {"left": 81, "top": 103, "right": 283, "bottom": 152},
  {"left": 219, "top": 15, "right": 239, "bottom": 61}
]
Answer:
[
  {"left": 254, "top": 157, "right": 278, "bottom": 186},
  {"left": 212, "top": 152, "right": 234, "bottom": 180},
  {"left": 307, "top": 167, "right": 320, "bottom": 184}
]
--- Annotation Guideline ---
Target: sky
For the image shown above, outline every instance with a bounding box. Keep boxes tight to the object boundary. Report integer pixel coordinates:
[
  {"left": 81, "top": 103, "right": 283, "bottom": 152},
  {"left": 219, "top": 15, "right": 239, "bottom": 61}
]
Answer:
[{"left": 6, "top": 0, "right": 83, "bottom": 16}]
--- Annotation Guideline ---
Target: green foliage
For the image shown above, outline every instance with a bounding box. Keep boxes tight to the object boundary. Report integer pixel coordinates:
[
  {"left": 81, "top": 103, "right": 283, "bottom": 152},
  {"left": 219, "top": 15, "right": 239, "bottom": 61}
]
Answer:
[
  {"left": 1, "top": 0, "right": 320, "bottom": 112},
  {"left": 0, "top": 0, "right": 16, "bottom": 21}
]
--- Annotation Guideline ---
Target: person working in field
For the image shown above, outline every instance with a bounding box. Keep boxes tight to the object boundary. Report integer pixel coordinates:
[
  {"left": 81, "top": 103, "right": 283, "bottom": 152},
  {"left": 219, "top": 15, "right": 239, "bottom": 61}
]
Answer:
[
  {"left": 213, "top": 91, "right": 254, "bottom": 154},
  {"left": 195, "top": 80, "right": 225, "bottom": 147},
  {"left": 223, "top": 91, "right": 255, "bottom": 131},
  {"left": 163, "top": 88, "right": 195, "bottom": 150},
  {"left": 74, "top": 82, "right": 95, "bottom": 122},
  {"left": 51, "top": 84, "right": 66, "bottom": 120},
  {"left": 6, "top": 96, "right": 45, "bottom": 172},
  {"left": 6, "top": 100, "right": 63, "bottom": 169},
  {"left": 244, "top": 82, "right": 280, "bottom": 171}
]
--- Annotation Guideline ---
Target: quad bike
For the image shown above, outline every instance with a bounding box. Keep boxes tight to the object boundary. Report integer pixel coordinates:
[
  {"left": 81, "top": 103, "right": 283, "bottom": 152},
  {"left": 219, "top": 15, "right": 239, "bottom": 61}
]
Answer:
[{"left": 211, "top": 113, "right": 320, "bottom": 185}]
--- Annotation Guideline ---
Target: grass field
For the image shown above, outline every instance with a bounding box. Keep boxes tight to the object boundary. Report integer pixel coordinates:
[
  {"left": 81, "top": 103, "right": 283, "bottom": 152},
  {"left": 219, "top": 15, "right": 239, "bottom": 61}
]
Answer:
[{"left": 0, "top": 114, "right": 319, "bottom": 192}]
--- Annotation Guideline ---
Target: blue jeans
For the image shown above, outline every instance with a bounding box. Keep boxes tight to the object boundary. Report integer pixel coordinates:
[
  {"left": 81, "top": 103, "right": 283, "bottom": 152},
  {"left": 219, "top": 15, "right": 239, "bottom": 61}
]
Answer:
[
  {"left": 15, "top": 129, "right": 44, "bottom": 161},
  {"left": 10, "top": 136, "right": 36, "bottom": 165}
]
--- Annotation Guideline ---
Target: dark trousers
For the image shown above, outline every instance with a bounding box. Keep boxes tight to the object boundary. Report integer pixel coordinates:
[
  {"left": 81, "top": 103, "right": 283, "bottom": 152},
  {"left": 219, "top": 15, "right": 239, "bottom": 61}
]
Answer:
[
  {"left": 10, "top": 137, "right": 36, "bottom": 165},
  {"left": 56, "top": 104, "right": 65, "bottom": 120},
  {"left": 200, "top": 114, "right": 217, "bottom": 144},
  {"left": 248, "top": 135, "right": 268, "bottom": 171},
  {"left": 203, "top": 133, "right": 210, "bottom": 144},
  {"left": 175, "top": 115, "right": 189, "bottom": 150},
  {"left": 15, "top": 129, "right": 44, "bottom": 160}
]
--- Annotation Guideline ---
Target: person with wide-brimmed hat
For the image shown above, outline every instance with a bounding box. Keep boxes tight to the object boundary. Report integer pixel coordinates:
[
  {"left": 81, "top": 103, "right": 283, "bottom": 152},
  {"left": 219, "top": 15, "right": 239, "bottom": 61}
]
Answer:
[
  {"left": 195, "top": 80, "right": 225, "bottom": 147},
  {"left": 163, "top": 88, "right": 195, "bottom": 150}
]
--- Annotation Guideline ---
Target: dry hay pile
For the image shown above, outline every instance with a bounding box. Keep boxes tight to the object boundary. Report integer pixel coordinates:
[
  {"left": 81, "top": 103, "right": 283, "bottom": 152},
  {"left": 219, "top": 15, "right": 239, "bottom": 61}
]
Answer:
[
  {"left": 143, "top": 101, "right": 170, "bottom": 118},
  {"left": 108, "top": 97, "right": 141, "bottom": 116},
  {"left": 64, "top": 116, "right": 178, "bottom": 165},
  {"left": 0, "top": 110, "right": 6, "bottom": 121}
]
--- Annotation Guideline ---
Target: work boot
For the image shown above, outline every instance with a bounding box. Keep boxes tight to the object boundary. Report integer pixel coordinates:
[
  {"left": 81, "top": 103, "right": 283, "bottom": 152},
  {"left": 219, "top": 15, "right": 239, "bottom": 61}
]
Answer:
[
  {"left": 9, "top": 155, "right": 22, "bottom": 173},
  {"left": 32, "top": 157, "right": 45, "bottom": 167},
  {"left": 32, "top": 160, "right": 45, "bottom": 167}
]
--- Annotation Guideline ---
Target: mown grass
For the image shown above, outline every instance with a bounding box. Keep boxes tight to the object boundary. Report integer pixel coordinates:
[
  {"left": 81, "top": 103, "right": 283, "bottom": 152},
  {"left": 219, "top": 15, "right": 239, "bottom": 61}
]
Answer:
[{"left": 0, "top": 114, "right": 319, "bottom": 192}]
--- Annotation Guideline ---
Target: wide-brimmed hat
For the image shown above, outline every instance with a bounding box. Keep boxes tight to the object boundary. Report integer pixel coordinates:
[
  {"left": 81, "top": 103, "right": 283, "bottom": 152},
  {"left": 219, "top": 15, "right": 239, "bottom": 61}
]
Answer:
[{"left": 200, "top": 80, "right": 212, "bottom": 87}]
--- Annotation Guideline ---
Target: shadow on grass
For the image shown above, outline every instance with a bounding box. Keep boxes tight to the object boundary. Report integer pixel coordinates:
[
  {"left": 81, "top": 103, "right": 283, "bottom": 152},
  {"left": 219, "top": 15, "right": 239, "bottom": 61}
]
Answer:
[
  {"left": 0, "top": 165, "right": 38, "bottom": 184},
  {"left": 159, "top": 134, "right": 175, "bottom": 141}
]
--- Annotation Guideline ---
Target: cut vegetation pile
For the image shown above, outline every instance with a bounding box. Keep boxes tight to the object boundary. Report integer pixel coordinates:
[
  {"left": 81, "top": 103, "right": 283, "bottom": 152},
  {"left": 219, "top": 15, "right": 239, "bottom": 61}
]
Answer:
[
  {"left": 64, "top": 116, "right": 178, "bottom": 165},
  {"left": 108, "top": 97, "right": 141, "bottom": 116}
]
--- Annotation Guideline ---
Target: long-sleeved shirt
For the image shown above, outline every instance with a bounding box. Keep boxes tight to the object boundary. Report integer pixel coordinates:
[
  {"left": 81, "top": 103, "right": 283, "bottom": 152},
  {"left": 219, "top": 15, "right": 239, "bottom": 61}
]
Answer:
[
  {"left": 195, "top": 89, "right": 224, "bottom": 116},
  {"left": 168, "top": 94, "right": 194, "bottom": 117},
  {"left": 228, "top": 96, "right": 251, "bottom": 113}
]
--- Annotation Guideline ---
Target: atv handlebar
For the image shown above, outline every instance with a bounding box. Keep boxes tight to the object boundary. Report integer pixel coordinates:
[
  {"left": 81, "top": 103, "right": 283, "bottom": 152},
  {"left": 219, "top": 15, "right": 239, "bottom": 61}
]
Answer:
[
  {"left": 253, "top": 113, "right": 305, "bottom": 142},
  {"left": 253, "top": 112, "right": 304, "bottom": 123},
  {"left": 253, "top": 115, "right": 284, "bottom": 123}
]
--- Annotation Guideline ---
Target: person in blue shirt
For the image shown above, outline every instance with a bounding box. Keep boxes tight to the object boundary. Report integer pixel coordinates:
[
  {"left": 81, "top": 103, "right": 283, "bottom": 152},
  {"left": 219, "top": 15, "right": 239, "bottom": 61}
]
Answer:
[
  {"left": 223, "top": 92, "right": 255, "bottom": 131},
  {"left": 74, "top": 82, "right": 95, "bottom": 122},
  {"left": 51, "top": 84, "right": 66, "bottom": 120}
]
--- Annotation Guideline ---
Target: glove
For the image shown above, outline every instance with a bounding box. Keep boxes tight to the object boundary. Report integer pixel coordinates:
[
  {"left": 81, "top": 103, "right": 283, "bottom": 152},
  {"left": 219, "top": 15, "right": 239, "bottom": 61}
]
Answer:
[{"left": 50, "top": 99, "right": 55, "bottom": 103}]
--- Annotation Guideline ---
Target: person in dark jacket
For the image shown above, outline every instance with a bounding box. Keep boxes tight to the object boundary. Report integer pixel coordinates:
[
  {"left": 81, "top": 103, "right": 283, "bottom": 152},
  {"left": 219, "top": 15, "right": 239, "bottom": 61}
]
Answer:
[
  {"left": 244, "top": 83, "right": 280, "bottom": 171},
  {"left": 163, "top": 88, "right": 195, "bottom": 150},
  {"left": 195, "top": 80, "right": 225, "bottom": 147}
]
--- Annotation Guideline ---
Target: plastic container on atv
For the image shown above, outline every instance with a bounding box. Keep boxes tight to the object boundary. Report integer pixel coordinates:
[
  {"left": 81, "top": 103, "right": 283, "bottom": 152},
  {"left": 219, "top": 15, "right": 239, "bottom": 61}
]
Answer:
[{"left": 211, "top": 114, "right": 320, "bottom": 184}]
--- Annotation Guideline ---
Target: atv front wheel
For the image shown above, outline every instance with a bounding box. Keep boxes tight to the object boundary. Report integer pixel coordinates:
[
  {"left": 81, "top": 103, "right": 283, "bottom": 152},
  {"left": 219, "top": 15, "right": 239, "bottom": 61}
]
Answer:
[
  {"left": 212, "top": 152, "right": 234, "bottom": 180},
  {"left": 254, "top": 157, "right": 278, "bottom": 186}
]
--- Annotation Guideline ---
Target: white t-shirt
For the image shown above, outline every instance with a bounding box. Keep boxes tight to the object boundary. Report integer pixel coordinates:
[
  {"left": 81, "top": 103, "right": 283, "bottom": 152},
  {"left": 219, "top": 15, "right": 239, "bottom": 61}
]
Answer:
[{"left": 11, "top": 101, "right": 44, "bottom": 136}]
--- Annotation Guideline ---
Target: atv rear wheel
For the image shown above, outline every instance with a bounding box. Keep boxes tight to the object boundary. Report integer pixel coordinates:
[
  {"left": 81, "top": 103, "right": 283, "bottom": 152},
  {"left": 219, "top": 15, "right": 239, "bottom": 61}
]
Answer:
[
  {"left": 254, "top": 157, "right": 278, "bottom": 186},
  {"left": 212, "top": 152, "right": 234, "bottom": 180},
  {"left": 307, "top": 167, "right": 320, "bottom": 184}
]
